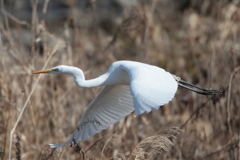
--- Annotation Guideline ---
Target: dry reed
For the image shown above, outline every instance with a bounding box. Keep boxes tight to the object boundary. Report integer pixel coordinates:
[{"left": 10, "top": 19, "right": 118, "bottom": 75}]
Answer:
[
  {"left": 1, "top": 0, "right": 240, "bottom": 159},
  {"left": 129, "top": 126, "right": 183, "bottom": 159}
]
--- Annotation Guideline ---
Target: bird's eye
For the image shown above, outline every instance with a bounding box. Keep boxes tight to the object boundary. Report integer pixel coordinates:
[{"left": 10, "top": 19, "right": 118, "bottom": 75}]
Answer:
[{"left": 52, "top": 68, "right": 58, "bottom": 72}]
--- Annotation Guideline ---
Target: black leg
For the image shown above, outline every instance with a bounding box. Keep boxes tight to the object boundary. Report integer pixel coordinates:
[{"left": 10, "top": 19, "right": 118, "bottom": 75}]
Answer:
[{"left": 178, "top": 80, "right": 221, "bottom": 95}]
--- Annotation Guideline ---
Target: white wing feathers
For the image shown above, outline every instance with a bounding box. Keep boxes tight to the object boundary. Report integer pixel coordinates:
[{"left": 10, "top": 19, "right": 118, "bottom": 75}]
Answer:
[
  {"left": 49, "top": 62, "right": 178, "bottom": 148},
  {"left": 50, "top": 85, "right": 134, "bottom": 148},
  {"left": 122, "top": 65, "right": 178, "bottom": 115}
]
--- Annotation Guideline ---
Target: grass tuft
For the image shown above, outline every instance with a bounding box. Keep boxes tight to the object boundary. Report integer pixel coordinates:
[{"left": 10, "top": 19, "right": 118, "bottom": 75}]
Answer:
[
  {"left": 129, "top": 126, "right": 183, "bottom": 159},
  {"left": 1, "top": 0, "right": 240, "bottom": 159}
]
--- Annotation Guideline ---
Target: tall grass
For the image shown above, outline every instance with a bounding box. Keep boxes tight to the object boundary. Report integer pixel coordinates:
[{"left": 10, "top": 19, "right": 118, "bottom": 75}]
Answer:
[{"left": 0, "top": 0, "right": 239, "bottom": 159}]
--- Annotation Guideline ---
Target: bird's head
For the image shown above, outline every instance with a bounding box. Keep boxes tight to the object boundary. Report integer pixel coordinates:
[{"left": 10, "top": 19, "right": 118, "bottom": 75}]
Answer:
[
  {"left": 33, "top": 65, "right": 67, "bottom": 74},
  {"left": 33, "top": 65, "right": 84, "bottom": 78}
]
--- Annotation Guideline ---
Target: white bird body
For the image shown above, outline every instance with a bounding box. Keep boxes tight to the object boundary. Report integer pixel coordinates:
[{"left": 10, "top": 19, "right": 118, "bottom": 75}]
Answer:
[{"left": 33, "top": 60, "right": 219, "bottom": 148}]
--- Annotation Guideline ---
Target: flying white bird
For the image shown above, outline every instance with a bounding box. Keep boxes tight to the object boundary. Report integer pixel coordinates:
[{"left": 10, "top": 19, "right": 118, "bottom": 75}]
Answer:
[{"left": 33, "top": 60, "right": 220, "bottom": 148}]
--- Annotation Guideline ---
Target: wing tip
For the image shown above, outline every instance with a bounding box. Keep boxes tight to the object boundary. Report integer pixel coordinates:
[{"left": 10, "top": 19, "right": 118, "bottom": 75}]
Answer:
[
  {"left": 134, "top": 96, "right": 176, "bottom": 115},
  {"left": 49, "top": 143, "right": 65, "bottom": 148}
]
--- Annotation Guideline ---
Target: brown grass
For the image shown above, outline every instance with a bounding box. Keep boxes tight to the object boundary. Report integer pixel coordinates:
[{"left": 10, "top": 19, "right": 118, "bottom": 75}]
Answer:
[
  {"left": 129, "top": 127, "right": 183, "bottom": 160},
  {"left": 1, "top": 0, "right": 240, "bottom": 159}
]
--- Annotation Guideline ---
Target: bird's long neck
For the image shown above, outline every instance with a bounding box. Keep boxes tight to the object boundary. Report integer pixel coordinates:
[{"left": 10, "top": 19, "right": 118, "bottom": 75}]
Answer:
[{"left": 74, "top": 72, "right": 109, "bottom": 88}]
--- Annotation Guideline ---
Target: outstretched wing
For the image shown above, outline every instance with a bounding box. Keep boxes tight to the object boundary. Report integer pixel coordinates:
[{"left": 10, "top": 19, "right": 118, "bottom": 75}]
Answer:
[
  {"left": 49, "top": 84, "right": 134, "bottom": 148},
  {"left": 49, "top": 62, "right": 178, "bottom": 148},
  {"left": 120, "top": 63, "right": 178, "bottom": 115}
]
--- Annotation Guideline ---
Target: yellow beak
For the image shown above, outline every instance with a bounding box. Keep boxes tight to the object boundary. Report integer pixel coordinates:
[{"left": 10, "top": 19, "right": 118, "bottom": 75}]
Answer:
[{"left": 33, "top": 69, "right": 52, "bottom": 74}]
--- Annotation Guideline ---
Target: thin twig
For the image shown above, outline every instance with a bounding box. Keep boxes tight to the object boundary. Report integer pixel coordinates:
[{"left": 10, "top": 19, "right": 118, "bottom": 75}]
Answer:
[
  {"left": 101, "top": 135, "right": 113, "bottom": 157},
  {"left": 227, "top": 66, "right": 240, "bottom": 136},
  {"left": 237, "top": 129, "right": 239, "bottom": 160},
  {"left": 84, "top": 139, "right": 102, "bottom": 153},
  {"left": 180, "top": 96, "right": 212, "bottom": 129},
  {"left": 3, "top": 110, "right": 10, "bottom": 160},
  {"left": 143, "top": 0, "right": 156, "bottom": 45},
  {"left": 0, "top": 17, "right": 26, "bottom": 68},
  {"left": 199, "top": 137, "right": 238, "bottom": 160},
  {"left": 1, "top": 10, "right": 31, "bottom": 27},
  {"left": 1, "top": 0, "right": 10, "bottom": 35},
  {"left": 43, "top": 0, "right": 50, "bottom": 14},
  {"left": 30, "top": 0, "right": 39, "bottom": 54},
  {"left": 102, "top": 27, "right": 121, "bottom": 54},
  {"left": 8, "top": 42, "right": 60, "bottom": 160}
]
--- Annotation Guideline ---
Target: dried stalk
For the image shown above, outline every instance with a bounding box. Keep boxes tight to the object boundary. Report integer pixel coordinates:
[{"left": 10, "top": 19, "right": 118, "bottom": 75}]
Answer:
[
  {"left": 227, "top": 66, "right": 240, "bottom": 136},
  {"left": 8, "top": 42, "right": 60, "bottom": 160}
]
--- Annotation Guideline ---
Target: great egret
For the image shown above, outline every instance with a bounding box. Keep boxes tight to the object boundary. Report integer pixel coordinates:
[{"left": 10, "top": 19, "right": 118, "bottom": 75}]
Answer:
[{"left": 33, "top": 61, "right": 220, "bottom": 148}]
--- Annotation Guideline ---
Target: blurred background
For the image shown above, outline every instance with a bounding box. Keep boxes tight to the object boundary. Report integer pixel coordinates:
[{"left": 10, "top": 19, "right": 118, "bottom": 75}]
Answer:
[{"left": 0, "top": 0, "right": 240, "bottom": 159}]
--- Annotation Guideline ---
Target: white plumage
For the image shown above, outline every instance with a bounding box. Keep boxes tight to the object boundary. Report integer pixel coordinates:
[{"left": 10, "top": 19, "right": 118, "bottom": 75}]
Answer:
[{"left": 34, "top": 61, "right": 179, "bottom": 148}]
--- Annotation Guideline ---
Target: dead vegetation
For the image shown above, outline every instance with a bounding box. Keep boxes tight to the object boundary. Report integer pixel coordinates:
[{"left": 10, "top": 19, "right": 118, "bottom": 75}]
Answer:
[
  {"left": 0, "top": 0, "right": 240, "bottom": 159},
  {"left": 129, "top": 127, "right": 183, "bottom": 160}
]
